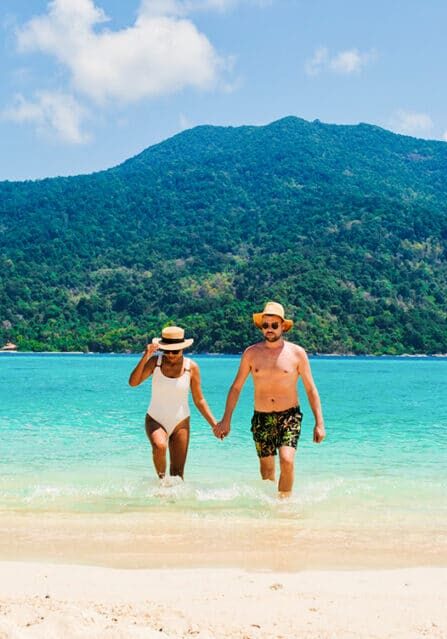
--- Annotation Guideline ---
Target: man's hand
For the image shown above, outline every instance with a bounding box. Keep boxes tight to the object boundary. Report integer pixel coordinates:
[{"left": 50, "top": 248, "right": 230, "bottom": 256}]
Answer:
[
  {"left": 216, "top": 420, "right": 231, "bottom": 439},
  {"left": 313, "top": 422, "right": 326, "bottom": 444}
]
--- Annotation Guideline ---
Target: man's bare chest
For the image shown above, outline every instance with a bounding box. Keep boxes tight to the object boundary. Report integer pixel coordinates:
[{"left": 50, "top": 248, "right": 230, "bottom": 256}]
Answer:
[{"left": 251, "top": 354, "right": 299, "bottom": 381}]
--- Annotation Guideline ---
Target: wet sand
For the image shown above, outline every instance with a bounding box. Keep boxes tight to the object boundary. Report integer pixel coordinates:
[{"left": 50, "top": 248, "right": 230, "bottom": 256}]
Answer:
[{"left": 1, "top": 511, "right": 446, "bottom": 570}]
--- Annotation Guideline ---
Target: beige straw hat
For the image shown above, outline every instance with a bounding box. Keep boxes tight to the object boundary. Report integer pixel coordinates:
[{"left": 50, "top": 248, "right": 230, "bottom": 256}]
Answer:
[
  {"left": 253, "top": 301, "right": 293, "bottom": 332},
  {"left": 152, "top": 326, "right": 194, "bottom": 350}
]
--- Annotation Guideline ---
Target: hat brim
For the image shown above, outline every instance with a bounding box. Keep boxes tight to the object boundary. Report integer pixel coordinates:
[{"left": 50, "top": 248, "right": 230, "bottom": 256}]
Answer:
[
  {"left": 253, "top": 313, "right": 293, "bottom": 332},
  {"left": 152, "top": 337, "right": 194, "bottom": 350}
]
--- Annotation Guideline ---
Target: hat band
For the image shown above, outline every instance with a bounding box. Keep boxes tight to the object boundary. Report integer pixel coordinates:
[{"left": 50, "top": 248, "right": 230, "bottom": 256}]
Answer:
[{"left": 159, "top": 337, "right": 185, "bottom": 344}]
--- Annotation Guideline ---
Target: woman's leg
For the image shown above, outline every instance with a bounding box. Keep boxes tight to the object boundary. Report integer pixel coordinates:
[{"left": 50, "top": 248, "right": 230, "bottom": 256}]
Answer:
[
  {"left": 145, "top": 415, "right": 168, "bottom": 478},
  {"left": 168, "top": 419, "right": 190, "bottom": 478}
]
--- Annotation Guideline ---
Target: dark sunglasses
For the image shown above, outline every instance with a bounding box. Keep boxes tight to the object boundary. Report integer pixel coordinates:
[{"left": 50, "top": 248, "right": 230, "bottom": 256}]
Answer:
[
  {"left": 164, "top": 349, "right": 181, "bottom": 354},
  {"left": 262, "top": 322, "right": 280, "bottom": 330}
]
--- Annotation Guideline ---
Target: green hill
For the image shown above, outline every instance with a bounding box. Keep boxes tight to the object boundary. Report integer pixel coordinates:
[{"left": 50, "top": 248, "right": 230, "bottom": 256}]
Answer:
[{"left": 1, "top": 116, "right": 446, "bottom": 354}]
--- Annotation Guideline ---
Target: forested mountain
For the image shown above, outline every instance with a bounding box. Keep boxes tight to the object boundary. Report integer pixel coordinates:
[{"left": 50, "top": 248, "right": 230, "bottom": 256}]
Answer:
[{"left": 1, "top": 116, "right": 447, "bottom": 354}]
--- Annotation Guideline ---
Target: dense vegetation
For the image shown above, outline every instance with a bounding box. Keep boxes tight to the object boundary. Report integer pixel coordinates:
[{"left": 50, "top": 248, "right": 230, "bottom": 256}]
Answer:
[{"left": 1, "top": 116, "right": 446, "bottom": 354}]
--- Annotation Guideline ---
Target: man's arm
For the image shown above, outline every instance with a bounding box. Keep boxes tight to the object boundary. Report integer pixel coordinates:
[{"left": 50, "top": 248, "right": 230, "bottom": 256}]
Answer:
[
  {"left": 128, "top": 343, "right": 158, "bottom": 386},
  {"left": 298, "top": 348, "right": 326, "bottom": 443},
  {"left": 217, "top": 349, "right": 252, "bottom": 438},
  {"left": 190, "top": 362, "right": 219, "bottom": 436}
]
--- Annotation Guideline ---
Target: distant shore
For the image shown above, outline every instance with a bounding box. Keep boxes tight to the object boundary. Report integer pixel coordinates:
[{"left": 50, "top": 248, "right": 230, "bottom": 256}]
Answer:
[{"left": 2, "top": 350, "right": 447, "bottom": 358}]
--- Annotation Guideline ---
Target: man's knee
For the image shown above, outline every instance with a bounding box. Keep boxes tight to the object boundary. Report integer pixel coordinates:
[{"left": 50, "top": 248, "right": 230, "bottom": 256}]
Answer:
[
  {"left": 279, "top": 454, "right": 295, "bottom": 472},
  {"left": 260, "top": 457, "right": 275, "bottom": 480},
  {"left": 260, "top": 468, "right": 275, "bottom": 480}
]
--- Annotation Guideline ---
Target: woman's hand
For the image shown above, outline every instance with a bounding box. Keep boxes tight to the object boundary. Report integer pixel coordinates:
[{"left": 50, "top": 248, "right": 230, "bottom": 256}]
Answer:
[{"left": 144, "top": 342, "right": 159, "bottom": 360}]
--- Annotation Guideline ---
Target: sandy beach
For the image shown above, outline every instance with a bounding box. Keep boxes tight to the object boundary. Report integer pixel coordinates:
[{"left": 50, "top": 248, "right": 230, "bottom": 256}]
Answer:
[
  {"left": 0, "top": 562, "right": 446, "bottom": 639},
  {"left": 1, "top": 512, "right": 447, "bottom": 638}
]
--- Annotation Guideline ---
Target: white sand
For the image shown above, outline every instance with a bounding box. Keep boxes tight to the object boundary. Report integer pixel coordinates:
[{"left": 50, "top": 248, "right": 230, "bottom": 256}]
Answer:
[{"left": 0, "top": 563, "right": 446, "bottom": 639}]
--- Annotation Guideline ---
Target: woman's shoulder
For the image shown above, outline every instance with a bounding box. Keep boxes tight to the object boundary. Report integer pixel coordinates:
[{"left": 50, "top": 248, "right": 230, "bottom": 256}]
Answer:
[{"left": 186, "top": 357, "right": 201, "bottom": 374}]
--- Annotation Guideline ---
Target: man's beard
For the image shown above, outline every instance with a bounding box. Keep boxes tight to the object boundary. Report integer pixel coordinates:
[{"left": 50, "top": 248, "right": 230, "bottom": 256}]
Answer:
[{"left": 264, "top": 334, "right": 281, "bottom": 342}]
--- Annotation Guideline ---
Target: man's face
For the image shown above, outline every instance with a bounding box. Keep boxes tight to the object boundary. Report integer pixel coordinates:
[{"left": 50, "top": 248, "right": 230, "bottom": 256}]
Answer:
[{"left": 261, "top": 314, "right": 284, "bottom": 342}]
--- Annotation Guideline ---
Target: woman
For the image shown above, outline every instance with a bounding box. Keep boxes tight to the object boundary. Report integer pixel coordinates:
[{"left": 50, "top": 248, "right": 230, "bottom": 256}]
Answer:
[{"left": 129, "top": 326, "right": 218, "bottom": 479}]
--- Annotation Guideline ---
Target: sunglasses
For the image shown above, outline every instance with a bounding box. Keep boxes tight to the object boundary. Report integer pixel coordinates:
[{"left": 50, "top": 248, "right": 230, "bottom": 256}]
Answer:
[
  {"left": 262, "top": 322, "right": 280, "bottom": 330},
  {"left": 164, "top": 349, "right": 181, "bottom": 354}
]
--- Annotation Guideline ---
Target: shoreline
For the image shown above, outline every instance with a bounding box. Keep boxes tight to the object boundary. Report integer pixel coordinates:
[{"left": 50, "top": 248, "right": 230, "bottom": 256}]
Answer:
[
  {"left": 2, "top": 350, "right": 447, "bottom": 358},
  {"left": 0, "top": 562, "right": 446, "bottom": 638}
]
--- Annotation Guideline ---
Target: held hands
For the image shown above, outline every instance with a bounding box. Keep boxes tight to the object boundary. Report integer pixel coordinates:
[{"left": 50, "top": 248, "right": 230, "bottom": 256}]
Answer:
[
  {"left": 214, "top": 419, "right": 230, "bottom": 440},
  {"left": 313, "top": 422, "right": 326, "bottom": 444},
  {"left": 211, "top": 422, "right": 223, "bottom": 439}
]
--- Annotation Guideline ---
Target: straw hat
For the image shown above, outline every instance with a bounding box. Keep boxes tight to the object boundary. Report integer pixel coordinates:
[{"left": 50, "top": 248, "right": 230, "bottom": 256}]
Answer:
[
  {"left": 152, "top": 326, "right": 194, "bottom": 350},
  {"left": 253, "top": 301, "right": 293, "bottom": 332}
]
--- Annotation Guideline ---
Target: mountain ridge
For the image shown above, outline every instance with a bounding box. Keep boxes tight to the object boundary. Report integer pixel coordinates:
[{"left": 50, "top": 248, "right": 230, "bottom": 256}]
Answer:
[{"left": 1, "top": 116, "right": 446, "bottom": 353}]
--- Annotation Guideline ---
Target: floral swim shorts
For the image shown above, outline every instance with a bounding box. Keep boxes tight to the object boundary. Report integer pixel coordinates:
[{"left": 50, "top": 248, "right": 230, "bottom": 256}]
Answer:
[{"left": 250, "top": 406, "right": 303, "bottom": 458}]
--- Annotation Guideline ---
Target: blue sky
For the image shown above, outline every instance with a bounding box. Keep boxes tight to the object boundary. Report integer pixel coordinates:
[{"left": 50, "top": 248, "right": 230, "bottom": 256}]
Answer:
[{"left": 1, "top": 0, "right": 446, "bottom": 181}]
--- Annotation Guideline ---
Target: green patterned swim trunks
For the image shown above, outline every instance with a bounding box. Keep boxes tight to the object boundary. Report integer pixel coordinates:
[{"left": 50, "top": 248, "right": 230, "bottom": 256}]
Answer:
[{"left": 251, "top": 406, "right": 303, "bottom": 458}]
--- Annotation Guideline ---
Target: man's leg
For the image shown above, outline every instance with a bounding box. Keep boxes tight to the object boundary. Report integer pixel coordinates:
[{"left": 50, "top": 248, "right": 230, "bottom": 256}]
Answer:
[
  {"left": 169, "top": 419, "right": 190, "bottom": 478},
  {"left": 259, "top": 456, "right": 275, "bottom": 481},
  {"left": 278, "top": 446, "right": 296, "bottom": 496},
  {"left": 145, "top": 415, "right": 168, "bottom": 478}
]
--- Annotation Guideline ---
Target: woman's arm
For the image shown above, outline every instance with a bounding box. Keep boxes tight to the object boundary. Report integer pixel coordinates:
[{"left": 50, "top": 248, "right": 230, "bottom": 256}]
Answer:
[
  {"left": 190, "top": 361, "right": 218, "bottom": 433},
  {"left": 128, "top": 343, "right": 158, "bottom": 386}
]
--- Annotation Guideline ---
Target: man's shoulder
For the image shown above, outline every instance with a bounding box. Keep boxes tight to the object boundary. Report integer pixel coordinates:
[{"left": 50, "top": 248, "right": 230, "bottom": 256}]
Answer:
[
  {"left": 284, "top": 341, "right": 307, "bottom": 357},
  {"left": 240, "top": 342, "right": 263, "bottom": 363},
  {"left": 243, "top": 342, "right": 263, "bottom": 356}
]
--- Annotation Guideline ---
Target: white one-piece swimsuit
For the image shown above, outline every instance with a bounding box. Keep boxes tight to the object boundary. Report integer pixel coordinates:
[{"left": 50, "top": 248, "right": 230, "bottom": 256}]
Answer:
[{"left": 147, "top": 355, "right": 191, "bottom": 436}]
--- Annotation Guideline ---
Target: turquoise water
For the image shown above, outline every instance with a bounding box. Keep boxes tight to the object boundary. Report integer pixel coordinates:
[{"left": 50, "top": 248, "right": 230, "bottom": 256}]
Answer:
[{"left": 1, "top": 354, "right": 446, "bottom": 525}]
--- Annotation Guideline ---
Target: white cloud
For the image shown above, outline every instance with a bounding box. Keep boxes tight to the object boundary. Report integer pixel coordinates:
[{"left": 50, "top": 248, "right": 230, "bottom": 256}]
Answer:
[
  {"left": 305, "top": 47, "right": 375, "bottom": 76},
  {"left": 304, "top": 47, "right": 328, "bottom": 77},
  {"left": 329, "top": 49, "right": 373, "bottom": 74},
  {"left": 16, "top": 0, "right": 223, "bottom": 104},
  {"left": 2, "top": 91, "right": 90, "bottom": 144},
  {"left": 390, "top": 110, "right": 434, "bottom": 136}
]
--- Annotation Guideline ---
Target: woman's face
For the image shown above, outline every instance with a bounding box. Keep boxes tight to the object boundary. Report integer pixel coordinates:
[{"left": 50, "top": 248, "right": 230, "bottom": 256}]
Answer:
[{"left": 162, "top": 349, "right": 183, "bottom": 361}]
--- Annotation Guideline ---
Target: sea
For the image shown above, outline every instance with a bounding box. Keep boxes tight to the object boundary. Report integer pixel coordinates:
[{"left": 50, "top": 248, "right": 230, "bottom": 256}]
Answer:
[{"left": 1, "top": 353, "right": 446, "bottom": 532}]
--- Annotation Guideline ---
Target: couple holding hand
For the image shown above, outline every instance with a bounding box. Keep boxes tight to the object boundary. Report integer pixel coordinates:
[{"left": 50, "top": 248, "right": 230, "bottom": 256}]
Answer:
[{"left": 129, "top": 302, "right": 325, "bottom": 497}]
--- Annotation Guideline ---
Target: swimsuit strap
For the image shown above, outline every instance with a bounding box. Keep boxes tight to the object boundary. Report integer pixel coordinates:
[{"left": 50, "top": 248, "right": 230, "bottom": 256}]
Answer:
[
  {"left": 184, "top": 357, "right": 191, "bottom": 373},
  {"left": 155, "top": 354, "right": 162, "bottom": 367}
]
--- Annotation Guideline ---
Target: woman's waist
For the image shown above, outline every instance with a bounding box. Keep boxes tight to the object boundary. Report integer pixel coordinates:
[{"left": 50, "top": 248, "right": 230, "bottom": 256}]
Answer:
[{"left": 147, "top": 400, "right": 190, "bottom": 414}]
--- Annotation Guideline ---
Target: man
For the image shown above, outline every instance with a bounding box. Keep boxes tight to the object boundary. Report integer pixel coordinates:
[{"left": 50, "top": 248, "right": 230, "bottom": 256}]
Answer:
[{"left": 217, "top": 301, "right": 325, "bottom": 497}]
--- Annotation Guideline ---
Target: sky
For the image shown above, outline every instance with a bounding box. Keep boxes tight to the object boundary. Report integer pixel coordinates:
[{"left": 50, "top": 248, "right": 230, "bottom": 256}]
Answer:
[{"left": 1, "top": 0, "right": 447, "bottom": 181}]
